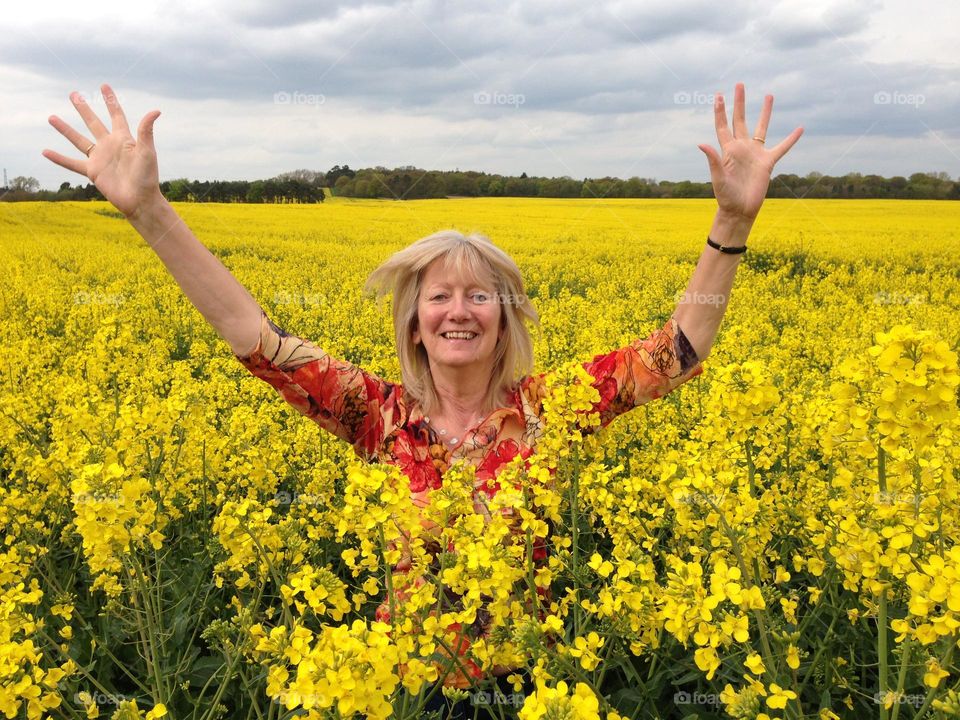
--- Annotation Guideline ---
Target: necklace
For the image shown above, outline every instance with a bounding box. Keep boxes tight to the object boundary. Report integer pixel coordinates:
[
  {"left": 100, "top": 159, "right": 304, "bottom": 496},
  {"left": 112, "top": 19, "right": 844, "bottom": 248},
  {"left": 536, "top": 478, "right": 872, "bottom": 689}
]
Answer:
[{"left": 423, "top": 411, "right": 484, "bottom": 447}]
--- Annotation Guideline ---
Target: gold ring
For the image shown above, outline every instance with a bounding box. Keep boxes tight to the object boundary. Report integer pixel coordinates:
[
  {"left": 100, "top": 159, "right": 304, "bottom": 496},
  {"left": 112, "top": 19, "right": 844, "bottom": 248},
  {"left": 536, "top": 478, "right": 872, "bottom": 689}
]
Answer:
[
  {"left": 83, "top": 142, "right": 95, "bottom": 156},
  {"left": 753, "top": 136, "right": 766, "bottom": 144}
]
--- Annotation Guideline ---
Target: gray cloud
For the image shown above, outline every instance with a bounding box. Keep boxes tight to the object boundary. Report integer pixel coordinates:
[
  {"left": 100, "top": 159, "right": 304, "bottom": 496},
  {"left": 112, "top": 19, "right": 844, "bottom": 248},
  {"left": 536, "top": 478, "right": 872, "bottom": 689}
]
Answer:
[{"left": 4, "top": 0, "right": 959, "bottom": 189}]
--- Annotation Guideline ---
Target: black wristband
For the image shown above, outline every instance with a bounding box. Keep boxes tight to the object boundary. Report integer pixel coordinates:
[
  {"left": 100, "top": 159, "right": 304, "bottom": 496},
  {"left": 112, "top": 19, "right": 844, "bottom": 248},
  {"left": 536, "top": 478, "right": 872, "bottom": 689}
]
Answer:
[{"left": 706, "top": 236, "right": 747, "bottom": 254}]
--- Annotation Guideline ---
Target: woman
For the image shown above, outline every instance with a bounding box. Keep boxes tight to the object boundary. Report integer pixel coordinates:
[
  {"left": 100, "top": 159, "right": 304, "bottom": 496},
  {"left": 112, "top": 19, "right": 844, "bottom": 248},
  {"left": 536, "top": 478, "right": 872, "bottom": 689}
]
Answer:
[{"left": 43, "top": 83, "right": 802, "bottom": 716}]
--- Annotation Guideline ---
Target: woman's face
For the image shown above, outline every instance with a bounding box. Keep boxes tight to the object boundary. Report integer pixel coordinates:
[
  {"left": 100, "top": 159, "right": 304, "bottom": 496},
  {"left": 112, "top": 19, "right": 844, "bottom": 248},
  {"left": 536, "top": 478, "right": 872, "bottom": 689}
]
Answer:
[{"left": 412, "top": 257, "right": 503, "bottom": 376}]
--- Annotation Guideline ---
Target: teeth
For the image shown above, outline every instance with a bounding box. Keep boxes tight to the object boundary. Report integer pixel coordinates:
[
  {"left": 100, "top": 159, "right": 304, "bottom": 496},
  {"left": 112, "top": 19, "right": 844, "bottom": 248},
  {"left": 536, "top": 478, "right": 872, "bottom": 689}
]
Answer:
[{"left": 442, "top": 331, "right": 477, "bottom": 340}]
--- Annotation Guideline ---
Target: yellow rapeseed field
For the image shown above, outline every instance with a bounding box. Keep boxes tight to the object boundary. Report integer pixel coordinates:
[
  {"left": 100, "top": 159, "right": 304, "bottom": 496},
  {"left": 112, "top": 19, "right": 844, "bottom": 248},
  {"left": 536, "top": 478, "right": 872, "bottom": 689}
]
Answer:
[{"left": 1, "top": 197, "right": 960, "bottom": 719}]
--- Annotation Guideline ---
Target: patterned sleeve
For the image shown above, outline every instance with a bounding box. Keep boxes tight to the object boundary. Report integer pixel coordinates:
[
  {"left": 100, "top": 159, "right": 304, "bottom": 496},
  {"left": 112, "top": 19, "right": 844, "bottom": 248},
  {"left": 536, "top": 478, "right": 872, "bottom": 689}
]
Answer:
[
  {"left": 232, "top": 308, "right": 392, "bottom": 458},
  {"left": 581, "top": 316, "right": 703, "bottom": 429}
]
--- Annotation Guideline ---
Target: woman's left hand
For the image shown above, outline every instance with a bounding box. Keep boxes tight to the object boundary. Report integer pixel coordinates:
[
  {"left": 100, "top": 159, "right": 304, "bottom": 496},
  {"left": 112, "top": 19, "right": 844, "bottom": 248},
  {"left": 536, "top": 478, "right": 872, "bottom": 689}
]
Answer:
[{"left": 698, "top": 83, "right": 803, "bottom": 221}]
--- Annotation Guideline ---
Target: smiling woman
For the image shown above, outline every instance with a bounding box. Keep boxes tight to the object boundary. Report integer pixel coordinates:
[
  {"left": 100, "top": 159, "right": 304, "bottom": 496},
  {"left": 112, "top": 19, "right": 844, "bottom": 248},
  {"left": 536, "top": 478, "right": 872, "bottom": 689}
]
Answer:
[
  {"left": 41, "top": 80, "right": 802, "bottom": 715},
  {"left": 229, "top": 231, "right": 704, "bottom": 697},
  {"left": 366, "top": 230, "right": 538, "bottom": 424}
]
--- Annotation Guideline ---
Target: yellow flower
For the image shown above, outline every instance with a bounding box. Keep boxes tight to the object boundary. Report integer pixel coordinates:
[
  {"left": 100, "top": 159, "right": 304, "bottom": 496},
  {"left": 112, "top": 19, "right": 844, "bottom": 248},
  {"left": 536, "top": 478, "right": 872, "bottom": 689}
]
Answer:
[
  {"left": 588, "top": 552, "right": 614, "bottom": 578},
  {"left": 766, "top": 683, "right": 798, "bottom": 710},
  {"left": 923, "top": 657, "right": 950, "bottom": 688},
  {"left": 507, "top": 673, "right": 525, "bottom": 692},
  {"left": 744, "top": 652, "right": 766, "bottom": 676},
  {"left": 146, "top": 704, "right": 168, "bottom": 719},
  {"left": 518, "top": 680, "right": 600, "bottom": 720},
  {"left": 694, "top": 646, "right": 721, "bottom": 680},
  {"left": 541, "top": 614, "right": 565, "bottom": 634},
  {"left": 569, "top": 632, "right": 605, "bottom": 671}
]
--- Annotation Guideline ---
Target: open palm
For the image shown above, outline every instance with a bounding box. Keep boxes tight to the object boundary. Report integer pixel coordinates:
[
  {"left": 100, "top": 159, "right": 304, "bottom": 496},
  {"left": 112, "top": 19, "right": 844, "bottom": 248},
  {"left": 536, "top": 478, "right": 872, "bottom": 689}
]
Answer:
[
  {"left": 698, "top": 83, "right": 804, "bottom": 220},
  {"left": 42, "top": 84, "right": 163, "bottom": 219}
]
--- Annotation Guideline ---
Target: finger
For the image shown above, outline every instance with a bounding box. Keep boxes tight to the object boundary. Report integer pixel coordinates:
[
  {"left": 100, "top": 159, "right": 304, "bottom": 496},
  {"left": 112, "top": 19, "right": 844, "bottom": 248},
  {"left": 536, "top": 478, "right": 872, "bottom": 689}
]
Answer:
[
  {"left": 698, "top": 143, "right": 722, "bottom": 176},
  {"left": 41, "top": 148, "right": 87, "bottom": 176},
  {"left": 732, "top": 82, "right": 747, "bottom": 139},
  {"left": 753, "top": 94, "right": 773, "bottom": 142},
  {"left": 769, "top": 126, "right": 804, "bottom": 163},
  {"left": 714, "top": 92, "right": 732, "bottom": 146},
  {"left": 70, "top": 91, "right": 109, "bottom": 139},
  {"left": 48, "top": 115, "right": 96, "bottom": 155},
  {"left": 101, "top": 83, "right": 130, "bottom": 133},
  {"left": 137, "top": 110, "right": 161, "bottom": 151}
]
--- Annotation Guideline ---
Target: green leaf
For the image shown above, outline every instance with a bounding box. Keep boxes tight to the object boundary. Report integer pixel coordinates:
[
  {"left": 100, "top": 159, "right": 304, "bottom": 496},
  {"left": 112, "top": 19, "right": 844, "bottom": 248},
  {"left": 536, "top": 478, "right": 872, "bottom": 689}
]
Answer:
[{"left": 185, "top": 655, "right": 227, "bottom": 687}]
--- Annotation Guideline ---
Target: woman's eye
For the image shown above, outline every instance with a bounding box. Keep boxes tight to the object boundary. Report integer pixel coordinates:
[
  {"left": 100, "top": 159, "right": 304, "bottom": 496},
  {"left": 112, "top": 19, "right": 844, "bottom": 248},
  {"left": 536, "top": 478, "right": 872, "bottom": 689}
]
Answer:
[{"left": 473, "top": 293, "right": 490, "bottom": 303}]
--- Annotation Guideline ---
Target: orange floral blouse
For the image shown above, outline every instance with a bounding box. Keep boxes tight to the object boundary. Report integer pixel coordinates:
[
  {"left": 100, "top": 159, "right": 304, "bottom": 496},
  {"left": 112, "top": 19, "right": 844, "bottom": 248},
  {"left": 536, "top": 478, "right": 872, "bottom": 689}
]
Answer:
[{"left": 233, "top": 308, "right": 703, "bottom": 686}]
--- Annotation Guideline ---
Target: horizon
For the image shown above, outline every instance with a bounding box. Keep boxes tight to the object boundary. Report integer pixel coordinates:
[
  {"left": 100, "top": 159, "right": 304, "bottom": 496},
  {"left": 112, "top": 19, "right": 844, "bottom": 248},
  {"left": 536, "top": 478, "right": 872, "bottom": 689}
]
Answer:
[{"left": 1, "top": 1, "right": 957, "bottom": 192}]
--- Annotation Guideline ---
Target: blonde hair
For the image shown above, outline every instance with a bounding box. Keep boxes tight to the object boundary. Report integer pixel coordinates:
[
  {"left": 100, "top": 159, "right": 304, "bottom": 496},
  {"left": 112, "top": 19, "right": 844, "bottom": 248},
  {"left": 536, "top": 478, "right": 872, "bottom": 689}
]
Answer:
[{"left": 365, "top": 230, "right": 539, "bottom": 415}]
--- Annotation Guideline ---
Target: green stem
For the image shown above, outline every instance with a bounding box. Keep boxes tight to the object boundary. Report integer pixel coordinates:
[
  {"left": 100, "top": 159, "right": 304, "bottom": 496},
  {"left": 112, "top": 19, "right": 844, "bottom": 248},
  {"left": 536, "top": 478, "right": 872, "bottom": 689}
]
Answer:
[
  {"left": 550, "top": 652, "right": 611, "bottom": 714},
  {"left": 878, "top": 443, "right": 887, "bottom": 493},
  {"left": 570, "top": 451, "right": 582, "bottom": 639},
  {"left": 745, "top": 438, "right": 758, "bottom": 497},
  {"left": 796, "top": 613, "right": 839, "bottom": 698},
  {"left": 523, "top": 481, "right": 542, "bottom": 617},
  {"left": 691, "top": 487, "right": 777, "bottom": 677},
  {"left": 913, "top": 643, "right": 955, "bottom": 720},
  {"left": 878, "top": 443, "right": 889, "bottom": 720},
  {"left": 36, "top": 627, "right": 125, "bottom": 705},
  {"left": 126, "top": 554, "right": 167, "bottom": 704},
  {"left": 194, "top": 644, "right": 244, "bottom": 720},
  {"left": 190, "top": 578, "right": 266, "bottom": 718},
  {"left": 377, "top": 526, "right": 398, "bottom": 632},
  {"left": 889, "top": 638, "right": 913, "bottom": 720}
]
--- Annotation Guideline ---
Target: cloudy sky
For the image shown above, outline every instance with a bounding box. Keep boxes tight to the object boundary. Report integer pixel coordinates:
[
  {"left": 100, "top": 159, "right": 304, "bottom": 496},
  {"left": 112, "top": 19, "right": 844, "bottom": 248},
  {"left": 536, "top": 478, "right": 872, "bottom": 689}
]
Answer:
[{"left": 3, "top": 0, "right": 958, "bottom": 190}]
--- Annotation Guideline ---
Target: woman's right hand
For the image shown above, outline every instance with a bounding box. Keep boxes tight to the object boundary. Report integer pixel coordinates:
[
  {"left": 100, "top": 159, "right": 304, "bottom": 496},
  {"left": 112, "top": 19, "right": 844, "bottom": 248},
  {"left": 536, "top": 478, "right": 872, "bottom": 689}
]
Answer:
[{"left": 42, "top": 83, "right": 165, "bottom": 220}]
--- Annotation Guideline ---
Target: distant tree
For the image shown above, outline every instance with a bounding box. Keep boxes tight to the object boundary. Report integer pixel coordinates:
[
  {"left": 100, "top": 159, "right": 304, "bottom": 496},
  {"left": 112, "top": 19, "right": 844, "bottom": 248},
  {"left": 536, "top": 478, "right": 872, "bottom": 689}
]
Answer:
[
  {"left": 10, "top": 176, "right": 40, "bottom": 193},
  {"left": 246, "top": 181, "right": 265, "bottom": 203},
  {"left": 165, "top": 179, "right": 191, "bottom": 202},
  {"left": 333, "top": 175, "right": 354, "bottom": 196},
  {"left": 277, "top": 169, "right": 323, "bottom": 184},
  {"left": 325, "top": 165, "right": 355, "bottom": 186}
]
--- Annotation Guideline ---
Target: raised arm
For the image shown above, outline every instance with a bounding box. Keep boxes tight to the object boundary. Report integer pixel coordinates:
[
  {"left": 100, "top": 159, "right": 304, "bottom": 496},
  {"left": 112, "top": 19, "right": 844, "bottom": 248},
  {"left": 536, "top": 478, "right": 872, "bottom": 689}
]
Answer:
[
  {"left": 42, "top": 83, "right": 262, "bottom": 355},
  {"left": 672, "top": 83, "right": 803, "bottom": 362}
]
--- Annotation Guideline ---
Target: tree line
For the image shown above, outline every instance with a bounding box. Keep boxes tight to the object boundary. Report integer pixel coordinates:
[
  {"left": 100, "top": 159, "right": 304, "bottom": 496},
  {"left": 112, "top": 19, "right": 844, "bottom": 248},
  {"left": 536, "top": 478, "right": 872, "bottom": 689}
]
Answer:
[
  {"left": 3, "top": 167, "right": 958, "bottom": 203},
  {"left": 330, "top": 167, "right": 960, "bottom": 200},
  {"left": 0, "top": 170, "right": 325, "bottom": 204}
]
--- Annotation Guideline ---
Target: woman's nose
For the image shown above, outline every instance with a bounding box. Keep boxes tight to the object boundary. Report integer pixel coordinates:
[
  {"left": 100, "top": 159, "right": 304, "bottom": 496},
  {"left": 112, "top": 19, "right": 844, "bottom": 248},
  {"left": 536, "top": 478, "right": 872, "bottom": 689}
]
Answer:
[{"left": 447, "top": 294, "right": 471, "bottom": 319}]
